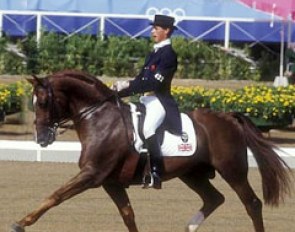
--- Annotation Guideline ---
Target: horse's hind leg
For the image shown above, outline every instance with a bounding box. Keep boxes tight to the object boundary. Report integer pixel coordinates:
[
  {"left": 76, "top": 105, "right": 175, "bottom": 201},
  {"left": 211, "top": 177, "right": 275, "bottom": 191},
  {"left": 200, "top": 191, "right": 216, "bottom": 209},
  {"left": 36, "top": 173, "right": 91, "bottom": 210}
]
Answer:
[
  {"left": 103, "top": 183, "right": 139, "bottom": 232},
  {"left": 225, "top": 177, "right": 264, "bottom": 232},
  {"left": 180, "top": 173, "right": 225, "bottom": 232},
  {"left": 11, "top": 165, "right": 104, "bottom": 232}
]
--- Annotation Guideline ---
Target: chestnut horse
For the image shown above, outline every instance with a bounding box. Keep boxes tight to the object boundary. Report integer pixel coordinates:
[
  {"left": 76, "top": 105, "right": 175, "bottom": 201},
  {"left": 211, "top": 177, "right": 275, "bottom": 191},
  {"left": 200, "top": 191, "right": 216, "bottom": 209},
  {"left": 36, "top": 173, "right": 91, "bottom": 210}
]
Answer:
[{"left": 12, "top": 70, "right": 291, "bottom": 232}]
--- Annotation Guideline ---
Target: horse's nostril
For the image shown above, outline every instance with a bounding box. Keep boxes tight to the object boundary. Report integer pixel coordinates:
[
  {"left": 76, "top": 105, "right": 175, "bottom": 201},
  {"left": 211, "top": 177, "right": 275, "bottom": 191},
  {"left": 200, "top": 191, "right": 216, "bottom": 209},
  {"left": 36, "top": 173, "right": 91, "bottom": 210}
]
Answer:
[{"left": 38, "top": 140, "right": 48, "bottom": 147}]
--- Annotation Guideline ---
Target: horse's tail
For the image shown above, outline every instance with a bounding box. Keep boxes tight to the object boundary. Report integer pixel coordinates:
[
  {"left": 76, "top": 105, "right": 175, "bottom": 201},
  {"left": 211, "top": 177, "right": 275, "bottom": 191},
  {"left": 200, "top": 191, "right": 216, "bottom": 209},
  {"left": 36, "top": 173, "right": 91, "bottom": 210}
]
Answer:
[{"left": 232, "top": 112, "right": 292, "bottom": 206}]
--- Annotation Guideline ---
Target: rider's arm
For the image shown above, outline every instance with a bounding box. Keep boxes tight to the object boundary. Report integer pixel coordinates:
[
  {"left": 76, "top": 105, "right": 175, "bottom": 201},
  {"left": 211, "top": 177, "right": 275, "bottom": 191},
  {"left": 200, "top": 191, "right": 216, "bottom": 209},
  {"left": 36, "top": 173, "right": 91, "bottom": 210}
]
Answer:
[{"left": 118, "top": 49, "right": 177, "bottom": 97}]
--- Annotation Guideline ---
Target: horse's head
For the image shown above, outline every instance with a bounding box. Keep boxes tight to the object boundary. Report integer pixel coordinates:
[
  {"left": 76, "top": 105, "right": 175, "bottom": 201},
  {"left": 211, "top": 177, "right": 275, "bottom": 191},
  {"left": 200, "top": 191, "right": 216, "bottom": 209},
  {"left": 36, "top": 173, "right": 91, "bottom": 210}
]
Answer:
[
  {"left": 27, "top": 70, "right": 116, "bottom": 147},
  {"left": 27, "top": 75, "right": 61, "bottom": 147}
]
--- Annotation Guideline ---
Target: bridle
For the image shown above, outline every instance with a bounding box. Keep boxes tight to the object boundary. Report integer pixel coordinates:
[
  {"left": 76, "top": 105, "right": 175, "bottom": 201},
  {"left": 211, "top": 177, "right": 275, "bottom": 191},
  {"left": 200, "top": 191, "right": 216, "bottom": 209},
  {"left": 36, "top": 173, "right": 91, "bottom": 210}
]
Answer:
[
  {"left": 32, "top": 74, "right": 132, "bottom": 148},
  {"left": 35, "top": 78, "right": 117, "bottom": 139}
]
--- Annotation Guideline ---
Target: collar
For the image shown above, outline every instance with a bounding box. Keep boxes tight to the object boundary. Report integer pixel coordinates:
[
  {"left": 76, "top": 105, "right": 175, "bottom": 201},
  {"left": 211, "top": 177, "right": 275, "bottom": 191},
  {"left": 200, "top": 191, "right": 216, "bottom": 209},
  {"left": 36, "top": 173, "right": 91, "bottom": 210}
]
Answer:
[{"left": 153, "top": 39, "right": 171, "bottom": 52}]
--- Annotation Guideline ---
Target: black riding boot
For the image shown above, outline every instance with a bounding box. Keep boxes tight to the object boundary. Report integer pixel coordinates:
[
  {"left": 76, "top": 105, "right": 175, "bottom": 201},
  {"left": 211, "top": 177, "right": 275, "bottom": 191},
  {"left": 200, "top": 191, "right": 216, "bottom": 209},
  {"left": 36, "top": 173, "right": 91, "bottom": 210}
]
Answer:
[{"left": 146, "top": 134, "right": 162, "bottom": 189}]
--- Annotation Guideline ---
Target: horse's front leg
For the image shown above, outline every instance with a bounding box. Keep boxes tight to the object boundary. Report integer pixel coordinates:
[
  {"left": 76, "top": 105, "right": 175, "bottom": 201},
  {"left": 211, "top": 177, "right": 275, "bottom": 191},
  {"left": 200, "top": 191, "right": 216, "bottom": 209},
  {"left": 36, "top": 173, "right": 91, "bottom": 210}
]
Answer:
[
  {"left": 103, "top": 183, "right": 139, "bottom": 232},
  {"left": 11, "top": 165, "right": 104, "bottom": 232}
]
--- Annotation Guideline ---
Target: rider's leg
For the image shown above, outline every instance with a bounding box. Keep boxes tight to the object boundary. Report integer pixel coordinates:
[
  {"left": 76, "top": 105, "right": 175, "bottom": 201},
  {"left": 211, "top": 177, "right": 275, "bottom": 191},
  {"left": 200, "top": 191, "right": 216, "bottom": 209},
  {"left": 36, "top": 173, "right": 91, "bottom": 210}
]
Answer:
[
  {"left": 145, "top": 134, "right": 163, "bottom": 189},
  {"left": 140, "top": 96, "right": 165, "bottom": 189}
]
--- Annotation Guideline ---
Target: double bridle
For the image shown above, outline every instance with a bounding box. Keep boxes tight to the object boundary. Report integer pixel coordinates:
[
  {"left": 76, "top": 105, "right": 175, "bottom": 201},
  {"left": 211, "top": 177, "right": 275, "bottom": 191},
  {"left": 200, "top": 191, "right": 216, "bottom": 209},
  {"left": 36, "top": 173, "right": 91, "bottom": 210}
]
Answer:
[
  {"left": 33, "top": 76, "right": 132, "bottom": 148},
  {"left": 37, "top": 79, "right": 117, "bottom": 138}
]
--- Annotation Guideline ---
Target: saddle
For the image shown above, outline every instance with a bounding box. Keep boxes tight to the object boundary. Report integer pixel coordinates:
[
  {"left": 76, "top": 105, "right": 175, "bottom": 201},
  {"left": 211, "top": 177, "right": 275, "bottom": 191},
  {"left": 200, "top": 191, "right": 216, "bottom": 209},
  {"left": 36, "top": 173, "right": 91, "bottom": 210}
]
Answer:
[
  {"left": 118, "top": 102, "right": 197, "bottom": 186},
  {"left": 129, "top": 102, "right": 197, "bottom": 157}
]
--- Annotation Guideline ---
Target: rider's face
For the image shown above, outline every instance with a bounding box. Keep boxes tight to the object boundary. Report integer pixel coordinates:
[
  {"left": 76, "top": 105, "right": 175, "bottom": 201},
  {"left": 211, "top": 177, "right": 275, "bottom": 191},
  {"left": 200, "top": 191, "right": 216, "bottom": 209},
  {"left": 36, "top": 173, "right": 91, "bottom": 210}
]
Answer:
[{"left": 151, "top": 26, "right": 170, "bottom": 43}]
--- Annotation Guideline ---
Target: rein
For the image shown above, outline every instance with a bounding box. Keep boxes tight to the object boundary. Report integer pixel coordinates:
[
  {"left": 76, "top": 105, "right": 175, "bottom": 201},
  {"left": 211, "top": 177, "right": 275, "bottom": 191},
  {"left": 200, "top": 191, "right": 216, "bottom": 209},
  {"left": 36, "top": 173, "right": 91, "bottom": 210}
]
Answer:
[
  {"left": 39, "top": 77, "right": 131, "bottom": 146},
  {"left": 57, "top": 94, "right": 117, "bottom": 129},
  {"left": 40, "top": 78, "right": 117, "bottom": 135},
  {"left": 57, "top": 91, "right": 133, "bottom": 146},
  {"left": 114, "top": 91, "right": 133, "bottom": 147}
]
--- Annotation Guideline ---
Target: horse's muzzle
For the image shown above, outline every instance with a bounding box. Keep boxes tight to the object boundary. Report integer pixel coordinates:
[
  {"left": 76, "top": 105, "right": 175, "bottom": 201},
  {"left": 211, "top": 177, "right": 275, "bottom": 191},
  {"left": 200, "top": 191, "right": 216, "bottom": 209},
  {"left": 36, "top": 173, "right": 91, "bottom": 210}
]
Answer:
[{"left": 36, "top": 127, "right": 56, "bottom": 147}]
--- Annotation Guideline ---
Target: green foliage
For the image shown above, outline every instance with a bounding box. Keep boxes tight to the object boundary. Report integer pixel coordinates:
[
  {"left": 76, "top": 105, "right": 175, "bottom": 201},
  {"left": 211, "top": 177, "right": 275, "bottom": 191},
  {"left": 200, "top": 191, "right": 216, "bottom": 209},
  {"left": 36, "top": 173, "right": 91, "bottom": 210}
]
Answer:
[
  {"left": 173, "top": 38, "right": 260, "bottom": 80},
  {"left": 256, "top": 51, "right": 280, "bottom": 81},
  {"left": 103, "top": 36, "right": 150, "bottom": 77},
  {"left": 0, "top": 38, "right": 26, "bottom": 74},
  {"left": 1, "top": 81, "right": 294, "bottom": 126},
  {"left": 0, "top": 34, "right": 275, "bottom": 80}
]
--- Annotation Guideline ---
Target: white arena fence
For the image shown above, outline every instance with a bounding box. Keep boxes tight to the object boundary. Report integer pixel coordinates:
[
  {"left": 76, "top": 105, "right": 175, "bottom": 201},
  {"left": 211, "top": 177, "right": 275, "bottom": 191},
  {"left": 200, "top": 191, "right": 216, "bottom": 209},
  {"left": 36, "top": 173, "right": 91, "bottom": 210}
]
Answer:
[
  {"left": 0, "top": 9, "right": 287, "bottom": 48},
  {"left": 0, "top": 140, "right": 295, "bottom": 168}
]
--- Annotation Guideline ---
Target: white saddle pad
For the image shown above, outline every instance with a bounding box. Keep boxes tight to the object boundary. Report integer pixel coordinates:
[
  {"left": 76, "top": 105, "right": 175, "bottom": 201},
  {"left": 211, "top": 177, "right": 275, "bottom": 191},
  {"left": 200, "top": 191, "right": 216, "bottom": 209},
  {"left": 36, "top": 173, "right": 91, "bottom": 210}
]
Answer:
[{"left": 129, "top": 103, "right": 197, "bottom": 157}]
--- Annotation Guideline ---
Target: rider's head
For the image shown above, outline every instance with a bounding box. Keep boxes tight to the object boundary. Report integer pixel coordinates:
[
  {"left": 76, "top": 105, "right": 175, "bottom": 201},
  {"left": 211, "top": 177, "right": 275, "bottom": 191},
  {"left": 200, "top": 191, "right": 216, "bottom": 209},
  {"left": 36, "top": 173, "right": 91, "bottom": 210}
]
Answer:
[{"left": 151, "top": 15, "right": 176, "bottom": 43}]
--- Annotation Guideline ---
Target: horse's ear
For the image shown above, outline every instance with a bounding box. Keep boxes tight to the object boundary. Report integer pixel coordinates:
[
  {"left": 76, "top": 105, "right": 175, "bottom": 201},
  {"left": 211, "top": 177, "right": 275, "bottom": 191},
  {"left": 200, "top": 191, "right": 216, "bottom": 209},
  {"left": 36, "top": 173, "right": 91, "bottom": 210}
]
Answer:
[
  {"left": 26, "top": 75, "right": 43, "bottom": 87},
  {"left": 26, "top": 78, "right": 36, "bottom": 86}
]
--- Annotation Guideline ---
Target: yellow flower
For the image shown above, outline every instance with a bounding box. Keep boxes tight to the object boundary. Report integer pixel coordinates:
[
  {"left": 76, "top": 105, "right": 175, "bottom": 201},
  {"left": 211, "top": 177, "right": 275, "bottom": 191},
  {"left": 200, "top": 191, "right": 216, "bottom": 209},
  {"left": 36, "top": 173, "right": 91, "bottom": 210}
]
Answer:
[
  {"left": 210, "top": 97, "right": 216, "bottom": 103},
  {"left": 283, "top": 101, "right": 289, "bottom": 107}
]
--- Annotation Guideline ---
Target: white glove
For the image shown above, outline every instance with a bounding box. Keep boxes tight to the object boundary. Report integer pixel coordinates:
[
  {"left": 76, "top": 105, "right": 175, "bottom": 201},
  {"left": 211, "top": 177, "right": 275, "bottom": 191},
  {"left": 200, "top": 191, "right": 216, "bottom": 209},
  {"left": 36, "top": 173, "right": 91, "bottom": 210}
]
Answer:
[{"left": 112, "top": 80, "right": 130, "bottom": 91}]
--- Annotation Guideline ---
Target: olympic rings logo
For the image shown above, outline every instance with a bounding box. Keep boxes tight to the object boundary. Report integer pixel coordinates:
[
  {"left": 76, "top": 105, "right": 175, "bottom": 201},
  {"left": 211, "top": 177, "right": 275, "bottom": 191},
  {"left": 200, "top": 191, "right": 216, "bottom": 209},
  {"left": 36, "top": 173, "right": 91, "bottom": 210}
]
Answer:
[{"left": 146, "top": 7, "right": 186, "bottom": 24}]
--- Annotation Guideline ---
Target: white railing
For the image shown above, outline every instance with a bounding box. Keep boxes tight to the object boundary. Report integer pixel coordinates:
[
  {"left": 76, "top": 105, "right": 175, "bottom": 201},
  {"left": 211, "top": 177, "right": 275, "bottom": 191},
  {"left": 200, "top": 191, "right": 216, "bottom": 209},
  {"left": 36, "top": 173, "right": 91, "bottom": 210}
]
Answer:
[
  {"left": 0, "top": 140, "right": 294, "bottom": 167},
  {"left": 0, "top": 10, "right": 278, "bottom": 48}
]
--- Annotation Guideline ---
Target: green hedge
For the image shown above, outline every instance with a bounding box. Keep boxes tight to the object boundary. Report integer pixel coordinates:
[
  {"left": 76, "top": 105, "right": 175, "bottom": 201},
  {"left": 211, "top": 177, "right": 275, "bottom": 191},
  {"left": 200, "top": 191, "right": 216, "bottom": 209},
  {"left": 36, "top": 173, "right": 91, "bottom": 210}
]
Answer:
[
  {"left": 1, "top": 81, "right": 293, "bottom": 129},
  {"left": 0, "top": 38, "right": 27, "bottom": 74},
  {"left": 0, "top": 34, "right": 279, "bottom": 80}
]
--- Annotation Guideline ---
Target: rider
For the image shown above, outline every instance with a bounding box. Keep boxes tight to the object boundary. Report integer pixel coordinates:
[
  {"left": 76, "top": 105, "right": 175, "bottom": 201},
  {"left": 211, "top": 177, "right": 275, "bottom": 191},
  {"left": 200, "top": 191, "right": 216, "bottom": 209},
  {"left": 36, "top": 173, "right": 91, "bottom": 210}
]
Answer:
[{"left": 114, "top": 14, "right": 182, "bottom": 189}]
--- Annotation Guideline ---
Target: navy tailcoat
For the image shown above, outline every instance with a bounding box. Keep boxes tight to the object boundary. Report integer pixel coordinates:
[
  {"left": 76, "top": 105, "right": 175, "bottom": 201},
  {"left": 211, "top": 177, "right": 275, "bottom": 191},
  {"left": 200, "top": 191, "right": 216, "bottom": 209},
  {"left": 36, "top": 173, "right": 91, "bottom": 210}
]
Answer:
[{"left": 118, "top": 44, "right": 182, "bottom": 135}]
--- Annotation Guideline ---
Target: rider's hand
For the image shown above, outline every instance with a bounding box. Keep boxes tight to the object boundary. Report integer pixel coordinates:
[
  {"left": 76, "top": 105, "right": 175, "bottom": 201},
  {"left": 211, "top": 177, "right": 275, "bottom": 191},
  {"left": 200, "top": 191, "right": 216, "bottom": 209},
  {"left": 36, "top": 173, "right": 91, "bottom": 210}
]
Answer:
[{"left": 111, "top": 80, "right": 130, "bottom": 91}]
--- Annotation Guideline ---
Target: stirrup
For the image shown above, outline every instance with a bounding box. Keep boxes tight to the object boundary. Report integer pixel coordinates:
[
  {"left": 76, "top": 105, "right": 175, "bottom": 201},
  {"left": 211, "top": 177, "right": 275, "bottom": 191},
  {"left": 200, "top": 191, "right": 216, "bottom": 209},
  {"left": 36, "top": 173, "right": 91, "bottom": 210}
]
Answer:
[
  {"left": 142, "top": 172, "right": 154, "bottom": 189},
  {"left": 142, "top": 172, "right": 161, "bottom": 189}
]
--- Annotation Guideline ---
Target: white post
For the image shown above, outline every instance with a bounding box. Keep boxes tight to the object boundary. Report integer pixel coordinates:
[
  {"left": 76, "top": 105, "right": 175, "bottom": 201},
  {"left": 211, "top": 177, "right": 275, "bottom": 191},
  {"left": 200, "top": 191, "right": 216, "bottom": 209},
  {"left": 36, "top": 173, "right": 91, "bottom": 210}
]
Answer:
[
  {"left": 100, "top": 16, "right": 105, "bottom": 40},
  {"left": 224, "top": 20, "right": 230, "bottom": 49},
  {"left": 279, "top": 25, "right": 284, "bottom": 77},
  {"left": 36, "top": 13, "right": 42, "bottom": 44},
  {"left": 274, "top": 21, "right": 289, "bottom": 87}
]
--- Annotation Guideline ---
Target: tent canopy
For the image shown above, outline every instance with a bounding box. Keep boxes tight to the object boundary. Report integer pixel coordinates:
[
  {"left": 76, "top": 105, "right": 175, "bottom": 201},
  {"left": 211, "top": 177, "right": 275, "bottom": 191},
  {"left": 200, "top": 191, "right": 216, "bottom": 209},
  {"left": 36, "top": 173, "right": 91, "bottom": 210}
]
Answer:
[
  {"left": 0, "top": 0, "right": 292, "bottom": 43},
  {"left": 239, "top": 0, "right": 295, "bottom": 20},
  {"left": 0, "top": 0, "right": 281, "bottom": 19},
  {"left": 238, "top": 0, "right": 295, "bottom": 78}
]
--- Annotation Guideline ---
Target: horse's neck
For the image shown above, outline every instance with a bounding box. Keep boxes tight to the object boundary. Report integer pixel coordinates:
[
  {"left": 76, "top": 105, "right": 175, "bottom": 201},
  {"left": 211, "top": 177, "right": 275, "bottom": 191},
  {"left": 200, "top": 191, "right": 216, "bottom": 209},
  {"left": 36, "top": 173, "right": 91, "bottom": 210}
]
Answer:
[
  {"left": 74, "top": 100, "right": 133, "bottom": 147},
  {"left": 58, "top": 77, "right": 109, "bottom": 111}
]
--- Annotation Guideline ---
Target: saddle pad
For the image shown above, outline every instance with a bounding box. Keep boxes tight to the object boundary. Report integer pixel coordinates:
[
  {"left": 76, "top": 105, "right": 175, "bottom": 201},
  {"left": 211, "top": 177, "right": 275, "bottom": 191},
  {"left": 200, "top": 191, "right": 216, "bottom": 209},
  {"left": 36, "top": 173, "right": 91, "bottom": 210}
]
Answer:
[{"left": 129, "top": 103, "right": 197, "bottom": 157}]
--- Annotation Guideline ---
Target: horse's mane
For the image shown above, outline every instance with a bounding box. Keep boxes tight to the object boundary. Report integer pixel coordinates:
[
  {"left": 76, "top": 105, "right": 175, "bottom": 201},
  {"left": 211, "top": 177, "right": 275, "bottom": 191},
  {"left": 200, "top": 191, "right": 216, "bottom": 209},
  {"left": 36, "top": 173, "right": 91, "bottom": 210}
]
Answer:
[
  {"left": 51, "top": 69, "right": 100, "bottom": 84},
  {"left": 50, "top": 69, "right": 112, "bottom": 95}
]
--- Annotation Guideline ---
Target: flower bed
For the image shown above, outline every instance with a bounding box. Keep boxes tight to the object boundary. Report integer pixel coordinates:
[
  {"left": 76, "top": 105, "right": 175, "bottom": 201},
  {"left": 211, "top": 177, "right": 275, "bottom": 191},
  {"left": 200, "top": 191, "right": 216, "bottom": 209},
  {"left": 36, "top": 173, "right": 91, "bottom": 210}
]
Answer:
[
  {"left": 172, "top": 84, "right": 295, "bottom": 129},
  {"left": 0, "top": 80, "right": 294, "bottom": 130},
  {"left": 0, "top": 81, "right": 31, "bottom": 115}
]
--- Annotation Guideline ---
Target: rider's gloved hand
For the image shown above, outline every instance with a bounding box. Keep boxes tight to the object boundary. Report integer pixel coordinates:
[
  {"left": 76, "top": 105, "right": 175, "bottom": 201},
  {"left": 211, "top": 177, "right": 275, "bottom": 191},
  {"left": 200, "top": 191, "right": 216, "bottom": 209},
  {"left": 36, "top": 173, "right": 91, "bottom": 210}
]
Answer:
[{"left": 111, "top": 80, "right": 130, "bottom": 91}]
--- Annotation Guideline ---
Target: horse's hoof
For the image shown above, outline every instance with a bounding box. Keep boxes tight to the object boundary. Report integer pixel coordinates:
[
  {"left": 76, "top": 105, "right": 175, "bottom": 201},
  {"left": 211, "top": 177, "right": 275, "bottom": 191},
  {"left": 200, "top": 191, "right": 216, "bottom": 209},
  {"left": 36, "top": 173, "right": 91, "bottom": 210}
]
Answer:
[
  {"left": 185, "top": 224, "right": 199, "bottom": 232},
  {"left": 11, "top": 223, "right": 25, "bottom": 232}
]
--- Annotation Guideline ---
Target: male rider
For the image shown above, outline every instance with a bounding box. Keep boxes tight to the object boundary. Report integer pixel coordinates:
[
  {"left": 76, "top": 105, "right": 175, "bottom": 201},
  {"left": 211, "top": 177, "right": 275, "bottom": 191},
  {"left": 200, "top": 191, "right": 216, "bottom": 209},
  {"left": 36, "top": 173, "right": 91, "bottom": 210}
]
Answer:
[{"left": 114, "top": 14, "right": 182, "bottom": 189}]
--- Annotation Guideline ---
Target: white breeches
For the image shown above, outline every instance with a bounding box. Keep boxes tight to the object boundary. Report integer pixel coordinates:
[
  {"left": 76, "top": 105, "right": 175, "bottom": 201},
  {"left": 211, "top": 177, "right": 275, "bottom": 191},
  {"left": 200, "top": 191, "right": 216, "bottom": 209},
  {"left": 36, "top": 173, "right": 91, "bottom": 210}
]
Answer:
[{"left": 140, "top": 96, "right": 166, "bottom": 139}]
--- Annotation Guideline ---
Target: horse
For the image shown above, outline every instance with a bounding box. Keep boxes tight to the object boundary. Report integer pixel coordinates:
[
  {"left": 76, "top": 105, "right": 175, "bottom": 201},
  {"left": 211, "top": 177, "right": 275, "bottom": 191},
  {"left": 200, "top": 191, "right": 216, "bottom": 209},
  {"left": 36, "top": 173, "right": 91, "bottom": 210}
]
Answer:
[{"left": 11, "top": 69, "right": 291, "bottom": 232}]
